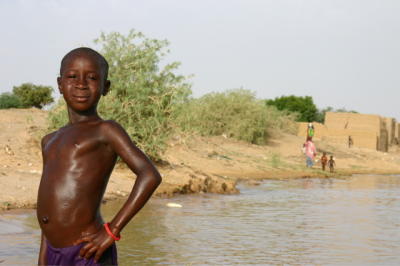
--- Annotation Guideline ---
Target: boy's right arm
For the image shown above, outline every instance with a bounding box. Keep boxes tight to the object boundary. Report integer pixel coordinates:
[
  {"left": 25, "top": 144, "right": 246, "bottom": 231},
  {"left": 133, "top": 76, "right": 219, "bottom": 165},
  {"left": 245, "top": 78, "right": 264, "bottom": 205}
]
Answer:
[{"left": 38, "top": 233, "right": 47, "bottom": 265}]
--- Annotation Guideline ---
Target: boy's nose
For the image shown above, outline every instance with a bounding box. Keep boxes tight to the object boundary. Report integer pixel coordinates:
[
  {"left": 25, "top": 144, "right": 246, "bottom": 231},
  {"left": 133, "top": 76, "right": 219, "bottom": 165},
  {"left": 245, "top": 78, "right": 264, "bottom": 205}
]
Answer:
[{"left": 76, "top": 78, "right": 88, "bottom": 89}]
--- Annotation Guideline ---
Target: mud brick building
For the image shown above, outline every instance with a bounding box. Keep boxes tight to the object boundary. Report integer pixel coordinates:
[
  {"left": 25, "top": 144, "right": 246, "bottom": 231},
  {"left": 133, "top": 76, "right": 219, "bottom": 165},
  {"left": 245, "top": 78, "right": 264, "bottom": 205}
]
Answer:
[{"left": 298, "top": 112, "right": 399, "bottom": 152}]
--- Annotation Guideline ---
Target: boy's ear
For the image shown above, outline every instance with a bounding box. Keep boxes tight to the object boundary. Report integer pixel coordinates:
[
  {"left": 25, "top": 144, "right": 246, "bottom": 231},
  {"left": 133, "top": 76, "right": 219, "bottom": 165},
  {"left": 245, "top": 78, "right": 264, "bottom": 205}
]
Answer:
[
  {"left": 102, "top": 80, "right": 111, "bottom": 96},
  {"left": 57, "top": 77, "right": 63, "bottom": 94}
]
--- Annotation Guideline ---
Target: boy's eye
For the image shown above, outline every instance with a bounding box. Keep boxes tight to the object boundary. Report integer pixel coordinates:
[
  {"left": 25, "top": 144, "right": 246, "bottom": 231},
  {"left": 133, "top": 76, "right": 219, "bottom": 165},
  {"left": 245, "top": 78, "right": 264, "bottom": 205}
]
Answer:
[
  {"left": 67, "top": 74, "right": 76, "bottom": 78},
  {"left": 88, "top": 76, "right": 97, "bottom": 80}
]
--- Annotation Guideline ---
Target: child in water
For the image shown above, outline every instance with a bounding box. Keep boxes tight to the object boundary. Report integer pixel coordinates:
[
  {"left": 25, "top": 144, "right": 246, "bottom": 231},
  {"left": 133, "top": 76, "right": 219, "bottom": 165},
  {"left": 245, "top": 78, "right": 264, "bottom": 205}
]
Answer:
[
  {"left": 320, "top": 152, "right": 328, "bottom": 171},
  {"left": 328, "top": 155, "right": 336, "bottom": 173},
  {"left": 36, "top": 47, "right": 162, "bottom": 265}
]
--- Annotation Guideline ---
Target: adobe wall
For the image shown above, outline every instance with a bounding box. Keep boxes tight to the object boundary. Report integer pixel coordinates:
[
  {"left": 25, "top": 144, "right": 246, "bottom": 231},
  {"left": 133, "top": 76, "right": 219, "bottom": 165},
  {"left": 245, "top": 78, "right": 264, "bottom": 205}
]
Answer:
[
  {"left": 297, "top": 112, "right": 391, "bottom": 152},
  {"left": 378, "top": 124, "right": 389, "bottom": 152},
  {"left": 396, "top": 123, "right": 400, "bottom": 144},
  {"left": 324, "top": 112, "right": 385, "bottom": 150},
  {"left": 324, "top": 112, "right": 382, "bottom": 134},
  {"left": 383, "top": 117, "right": 396, "bottom": 145}
]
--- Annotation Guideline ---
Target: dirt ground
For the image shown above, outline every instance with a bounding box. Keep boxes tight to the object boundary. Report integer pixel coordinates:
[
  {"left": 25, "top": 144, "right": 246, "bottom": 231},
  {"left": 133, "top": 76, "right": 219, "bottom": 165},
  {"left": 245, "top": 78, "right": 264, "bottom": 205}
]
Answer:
[{"left": 1, "top": 108, "right": 400, "bottom": 210}]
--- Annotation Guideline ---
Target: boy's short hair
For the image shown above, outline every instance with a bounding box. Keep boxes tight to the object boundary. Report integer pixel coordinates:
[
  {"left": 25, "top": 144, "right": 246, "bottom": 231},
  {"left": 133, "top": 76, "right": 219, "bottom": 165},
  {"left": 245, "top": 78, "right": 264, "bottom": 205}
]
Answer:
[{"left": 60, "top": 47, "right": 109, "bottom": 80}]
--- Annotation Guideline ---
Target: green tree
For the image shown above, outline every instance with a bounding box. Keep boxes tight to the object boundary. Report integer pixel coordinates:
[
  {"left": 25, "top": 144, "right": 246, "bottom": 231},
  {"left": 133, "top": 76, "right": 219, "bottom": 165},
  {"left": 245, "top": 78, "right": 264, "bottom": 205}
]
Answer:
[
  {"left": 315, "top": 106, "right": 333, "bottom": 123},
  {"left": 265, "top": 95, "right": 318, "bottom": 122},
  {"left": 13, "top": 83, "right": 54, "bottom": 109},
  {"left": 0, "top": 92, "right": 22, "bottom": 109},
  {"left": 49, "top": 30, "right": 191, "bottom": 161}
]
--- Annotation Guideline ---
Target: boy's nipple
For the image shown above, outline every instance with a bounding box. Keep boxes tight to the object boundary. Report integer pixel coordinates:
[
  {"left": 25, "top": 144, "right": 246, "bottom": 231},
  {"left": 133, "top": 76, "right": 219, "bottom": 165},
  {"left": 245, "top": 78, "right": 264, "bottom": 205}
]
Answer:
[{"left": 42, "top": 216, "right": 49, "bottom": 224}]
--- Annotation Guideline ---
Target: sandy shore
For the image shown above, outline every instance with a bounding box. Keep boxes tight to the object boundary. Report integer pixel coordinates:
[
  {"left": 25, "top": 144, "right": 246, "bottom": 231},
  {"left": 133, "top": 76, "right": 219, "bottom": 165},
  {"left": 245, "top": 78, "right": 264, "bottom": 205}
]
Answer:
[{"left": 1, "top": 108, "right": 400, "bottom": 210}]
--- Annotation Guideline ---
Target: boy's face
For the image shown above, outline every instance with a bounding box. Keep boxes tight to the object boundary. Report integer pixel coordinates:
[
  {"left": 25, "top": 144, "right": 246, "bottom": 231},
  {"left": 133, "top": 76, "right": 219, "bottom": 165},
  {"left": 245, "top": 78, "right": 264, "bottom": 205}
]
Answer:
[{"left": 57, "top": 53, "right": 110, "bottom": 112}]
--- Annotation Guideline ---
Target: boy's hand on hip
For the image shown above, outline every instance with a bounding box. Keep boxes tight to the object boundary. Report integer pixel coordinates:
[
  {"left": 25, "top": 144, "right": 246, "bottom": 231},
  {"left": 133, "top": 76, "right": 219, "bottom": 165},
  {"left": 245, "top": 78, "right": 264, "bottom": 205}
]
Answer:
[{"left": 74, "top": 227, "right": 114, "bottom": 262}]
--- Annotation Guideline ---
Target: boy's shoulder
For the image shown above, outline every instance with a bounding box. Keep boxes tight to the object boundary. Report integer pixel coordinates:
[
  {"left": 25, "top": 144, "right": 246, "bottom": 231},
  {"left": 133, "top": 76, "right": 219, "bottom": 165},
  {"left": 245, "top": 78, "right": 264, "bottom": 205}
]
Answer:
[
  {"left": 98, "top": 120, "right": 127, "bottom": 135},
  {"left": 97, "top": 120, "right": 130, "bottom": 143},
  {"left": 41, "top": 120, "right": 125, "bottom": 144},
  {"left": 41, "top": 131, "right": 58, "bottom": 148},
  {"left": 99, "top": 119, "right": 122, "bottom": 128},
  {"left": 41, "top": 120, "right": 131, "bottom": 153}
]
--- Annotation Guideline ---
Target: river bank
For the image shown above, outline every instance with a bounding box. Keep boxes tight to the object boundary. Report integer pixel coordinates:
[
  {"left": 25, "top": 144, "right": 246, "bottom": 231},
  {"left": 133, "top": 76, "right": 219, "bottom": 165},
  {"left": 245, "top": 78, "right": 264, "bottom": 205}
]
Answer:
[{"left": 2, "top": 108, "right": 400, "bottom": 210}]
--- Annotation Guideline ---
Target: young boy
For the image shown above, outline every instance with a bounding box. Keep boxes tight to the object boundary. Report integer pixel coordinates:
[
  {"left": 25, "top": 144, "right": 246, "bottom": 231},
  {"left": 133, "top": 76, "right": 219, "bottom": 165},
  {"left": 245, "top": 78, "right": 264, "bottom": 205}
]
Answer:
[
  {"left": 320, "top": 152, "right": 328, "bottom": 171},
  {"left": 328, "top": 155, "right": 336, "bottom": 173},
  {"left": 36, "top": 47, "right": 162, "bottom": 265}
]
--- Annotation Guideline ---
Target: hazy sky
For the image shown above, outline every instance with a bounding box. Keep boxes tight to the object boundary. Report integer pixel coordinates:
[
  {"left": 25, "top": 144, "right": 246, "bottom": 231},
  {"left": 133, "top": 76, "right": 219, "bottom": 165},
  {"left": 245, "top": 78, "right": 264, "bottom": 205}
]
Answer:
[{"left": 1, "top": 0, "right": 399, "bottom": 119}]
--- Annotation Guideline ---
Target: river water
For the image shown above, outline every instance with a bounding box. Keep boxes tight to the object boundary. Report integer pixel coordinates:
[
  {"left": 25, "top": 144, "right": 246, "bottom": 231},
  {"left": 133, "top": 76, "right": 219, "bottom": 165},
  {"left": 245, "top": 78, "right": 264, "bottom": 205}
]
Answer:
[{"left": 1, "top": 174, "right": 400, "bottom": 265}]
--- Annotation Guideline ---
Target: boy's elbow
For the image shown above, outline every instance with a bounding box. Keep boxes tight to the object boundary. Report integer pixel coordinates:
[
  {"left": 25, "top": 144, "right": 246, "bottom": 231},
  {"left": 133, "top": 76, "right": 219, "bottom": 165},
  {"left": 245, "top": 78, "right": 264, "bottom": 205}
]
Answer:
[
  {"left": 144, "top": 170, "right": 162, "bottom": 187},
  {"left": 153, "top": 172, "right": 162, "bottom": 186}
]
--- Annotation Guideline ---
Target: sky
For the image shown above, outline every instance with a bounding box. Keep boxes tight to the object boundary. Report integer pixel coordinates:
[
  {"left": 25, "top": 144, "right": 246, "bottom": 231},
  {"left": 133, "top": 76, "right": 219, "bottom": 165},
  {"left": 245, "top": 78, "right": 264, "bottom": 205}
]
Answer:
[{"left": 1, "top": 0, "right": 399, "bottom": 119}]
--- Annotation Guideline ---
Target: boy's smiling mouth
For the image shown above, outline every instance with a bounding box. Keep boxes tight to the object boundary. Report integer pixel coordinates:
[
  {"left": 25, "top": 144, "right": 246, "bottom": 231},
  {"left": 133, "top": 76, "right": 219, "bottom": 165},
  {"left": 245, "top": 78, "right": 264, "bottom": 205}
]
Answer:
[{"left": 73, "top": 95, "right": 90, "bottom": 102}]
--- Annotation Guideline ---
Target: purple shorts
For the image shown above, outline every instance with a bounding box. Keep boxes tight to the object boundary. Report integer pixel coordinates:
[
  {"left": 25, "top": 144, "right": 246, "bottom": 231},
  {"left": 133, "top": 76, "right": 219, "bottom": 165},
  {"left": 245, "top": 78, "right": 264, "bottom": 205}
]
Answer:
[{"left": 46, "top": 240, "right": 118, "bottom": 265}]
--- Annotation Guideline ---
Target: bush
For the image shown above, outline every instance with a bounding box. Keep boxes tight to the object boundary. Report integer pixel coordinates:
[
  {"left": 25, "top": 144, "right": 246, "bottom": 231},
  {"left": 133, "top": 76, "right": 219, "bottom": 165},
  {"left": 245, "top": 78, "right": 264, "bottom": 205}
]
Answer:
[
  {"left": 47, "top": 98, "right": 69, "bottom": 131},
  {"left": 0, "top": 92, "right": 22, "bottom": 109},
  {"left": 176, "top": 89, "right": 297, "bottom": 144},
  {"left": 13, "top": 83, "right": 54, "bottom": 109}
]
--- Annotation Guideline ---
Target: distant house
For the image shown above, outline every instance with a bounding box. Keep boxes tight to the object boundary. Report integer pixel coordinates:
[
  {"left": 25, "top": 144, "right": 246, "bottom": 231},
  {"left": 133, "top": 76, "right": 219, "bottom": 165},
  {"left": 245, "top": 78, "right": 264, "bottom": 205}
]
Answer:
[{"left": 297, "top": 112, "right": 398, "bottom": 152}]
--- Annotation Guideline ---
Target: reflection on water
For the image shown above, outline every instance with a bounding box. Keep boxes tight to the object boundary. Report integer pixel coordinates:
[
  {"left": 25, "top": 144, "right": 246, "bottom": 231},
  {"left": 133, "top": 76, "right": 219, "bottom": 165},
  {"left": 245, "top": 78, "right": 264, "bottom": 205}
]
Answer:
[
  {"left": 1, "top": 174, "right": 400, "bottom": 265},
  {"left": 0, "top": 210, "right": 40, "bottom": 264}
]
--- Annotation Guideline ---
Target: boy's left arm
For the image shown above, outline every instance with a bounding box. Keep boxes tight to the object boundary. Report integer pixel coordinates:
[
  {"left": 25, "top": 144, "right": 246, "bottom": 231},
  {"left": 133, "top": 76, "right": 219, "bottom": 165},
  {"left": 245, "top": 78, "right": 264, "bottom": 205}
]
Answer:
[{"left": 75, "top": 121, "right": 162, "bottom": 262}]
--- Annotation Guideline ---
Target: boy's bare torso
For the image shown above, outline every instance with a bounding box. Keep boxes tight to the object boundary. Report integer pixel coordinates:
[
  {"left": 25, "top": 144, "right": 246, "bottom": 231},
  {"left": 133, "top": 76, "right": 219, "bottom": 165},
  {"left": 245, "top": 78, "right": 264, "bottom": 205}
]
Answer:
[{"left": 37, "top": 119, "right": 118, "bottom": 247}]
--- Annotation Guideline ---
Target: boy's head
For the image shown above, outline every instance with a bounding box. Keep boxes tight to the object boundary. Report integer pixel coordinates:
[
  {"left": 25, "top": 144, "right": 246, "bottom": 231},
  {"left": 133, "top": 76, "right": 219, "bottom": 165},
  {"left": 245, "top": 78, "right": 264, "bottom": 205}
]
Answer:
[
  {"left": 330, "top": 155, "right": 333, "bottom": 159},
  {"left": 58, "top": 47, "right": 111, "bottom": 112},
  {"left": 60, "top": 47, "right": 109, "bottom": 80},
  {"left": 323, "top": 152, "right": 326, "bottom": 156}
]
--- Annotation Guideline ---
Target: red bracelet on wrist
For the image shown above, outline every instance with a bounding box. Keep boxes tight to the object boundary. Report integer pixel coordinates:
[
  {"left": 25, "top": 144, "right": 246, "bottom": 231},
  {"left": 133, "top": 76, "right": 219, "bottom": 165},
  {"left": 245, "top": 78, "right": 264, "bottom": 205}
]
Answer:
[{"left": 104, "top": 223, "right": 121, "bottom": 241}]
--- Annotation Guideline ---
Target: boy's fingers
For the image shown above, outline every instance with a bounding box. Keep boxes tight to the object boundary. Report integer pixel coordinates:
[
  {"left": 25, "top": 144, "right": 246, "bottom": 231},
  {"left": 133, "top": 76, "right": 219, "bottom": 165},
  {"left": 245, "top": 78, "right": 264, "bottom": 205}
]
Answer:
[
  {"left": 93, "top": 247, "right": 105, "bottom": 262},
  {"left": 75, "top": 233, "right": 97, "bottom": 245},
  {"left": 79, "top": 242, "right": 93, "bottom": 257},
  {"left": 84, "top": 246, "right": 98, "bottom": 260},
  {"left": 74, "top": 237, "right": 88, "bottom": 245}
]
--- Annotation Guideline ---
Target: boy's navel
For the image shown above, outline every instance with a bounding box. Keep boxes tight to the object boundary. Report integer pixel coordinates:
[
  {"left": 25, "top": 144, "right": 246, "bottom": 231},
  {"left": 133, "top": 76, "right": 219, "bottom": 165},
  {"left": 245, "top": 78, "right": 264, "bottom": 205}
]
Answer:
[{"left": 42, "top": 216, "right": 49, "bottom": 224}]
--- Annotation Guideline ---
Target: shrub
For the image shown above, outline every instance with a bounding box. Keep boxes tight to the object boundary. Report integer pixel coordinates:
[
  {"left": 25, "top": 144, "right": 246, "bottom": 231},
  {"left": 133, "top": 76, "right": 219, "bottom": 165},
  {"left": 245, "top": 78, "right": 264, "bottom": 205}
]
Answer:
[
  {"left": 0, "top": 92, "right": 22, "bottom": 109},
  {"left": 176, "top": 89, "right": 297, "bottom": 144},
  {"left": 13, "top": 83, "right": 54, "bottom": 109},
  {"left": 47, "top": 98, "right": 69, "bottom": 131}
]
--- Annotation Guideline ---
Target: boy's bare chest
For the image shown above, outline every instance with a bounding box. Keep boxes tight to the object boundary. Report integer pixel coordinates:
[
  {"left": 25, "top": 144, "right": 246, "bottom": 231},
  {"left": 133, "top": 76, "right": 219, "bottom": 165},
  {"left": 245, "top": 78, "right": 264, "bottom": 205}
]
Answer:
[{"left": 44, "top": 127, "right": 107, "bottom": 159}]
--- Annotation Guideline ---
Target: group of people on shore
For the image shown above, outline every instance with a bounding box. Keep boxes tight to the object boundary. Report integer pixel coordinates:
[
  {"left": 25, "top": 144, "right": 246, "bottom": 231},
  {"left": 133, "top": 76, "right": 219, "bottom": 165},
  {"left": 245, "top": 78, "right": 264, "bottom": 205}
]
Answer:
[{"left": 303, "top": 123, "right": 336, "bottom": 172}]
